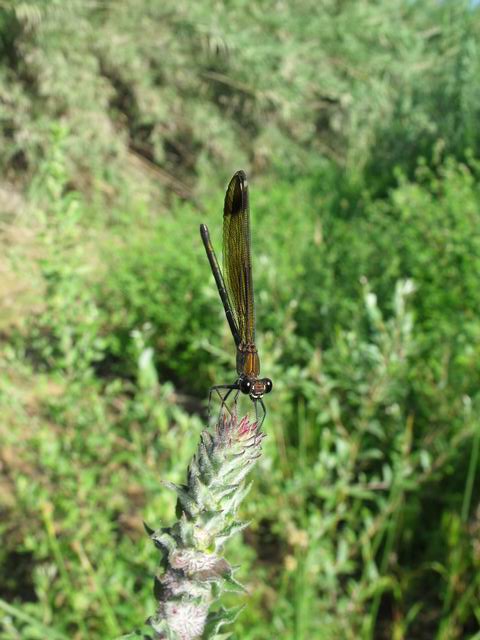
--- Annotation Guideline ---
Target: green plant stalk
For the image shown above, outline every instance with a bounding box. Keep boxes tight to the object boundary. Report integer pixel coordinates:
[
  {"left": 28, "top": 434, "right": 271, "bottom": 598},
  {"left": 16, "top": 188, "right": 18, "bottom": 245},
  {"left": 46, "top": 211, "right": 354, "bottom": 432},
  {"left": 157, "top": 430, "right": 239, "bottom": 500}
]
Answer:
[
  {"left": 72, "top": 539, "right": 121, "bottom": 637},
  {"left": 439, "top": 418, "right": 480, "bottom": 628},
  {"left": 141, "top": 411, "right": 265, "bottom": 640},
  {"left": 367, "top": 414, "right": 414, "bottom": 639},
  {"left": 0, "top": 599, "right": 69, "bottom": 640},
  {"left": 41, "top": 503, "right": 89, "bottom": 638},
  {"left": 461, "top": 420, "right": 480, "bottom": 523}
]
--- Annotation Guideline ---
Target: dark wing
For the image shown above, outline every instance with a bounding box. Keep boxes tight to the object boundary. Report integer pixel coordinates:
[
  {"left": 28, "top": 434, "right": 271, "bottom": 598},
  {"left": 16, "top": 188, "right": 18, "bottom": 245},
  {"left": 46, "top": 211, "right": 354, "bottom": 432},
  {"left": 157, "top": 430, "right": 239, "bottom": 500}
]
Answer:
[
  {"left": 200, "top": 223, "right": 241, "bottom": 346},
  {"left": 223, "top": 170, "right": 255, "bottom": 345}
]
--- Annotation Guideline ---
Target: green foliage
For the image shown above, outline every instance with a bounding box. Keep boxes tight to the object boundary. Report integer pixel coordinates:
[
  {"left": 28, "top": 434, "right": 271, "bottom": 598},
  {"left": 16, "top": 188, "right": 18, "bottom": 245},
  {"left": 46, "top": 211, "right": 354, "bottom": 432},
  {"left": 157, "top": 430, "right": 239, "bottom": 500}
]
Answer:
[
  {"left": 1, "top": 2, "right": 480, "bottom": 640},
  {"left": 2, "top": 0, "right": 480, "bottom": 192}
]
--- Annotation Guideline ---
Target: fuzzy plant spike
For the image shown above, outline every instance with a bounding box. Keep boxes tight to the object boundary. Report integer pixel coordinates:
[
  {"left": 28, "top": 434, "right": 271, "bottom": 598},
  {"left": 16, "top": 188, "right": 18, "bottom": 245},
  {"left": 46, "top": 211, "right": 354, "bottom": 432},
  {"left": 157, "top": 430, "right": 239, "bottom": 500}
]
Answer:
[{"left": 143, "top": 411, "right": 266, "bottom": 640}]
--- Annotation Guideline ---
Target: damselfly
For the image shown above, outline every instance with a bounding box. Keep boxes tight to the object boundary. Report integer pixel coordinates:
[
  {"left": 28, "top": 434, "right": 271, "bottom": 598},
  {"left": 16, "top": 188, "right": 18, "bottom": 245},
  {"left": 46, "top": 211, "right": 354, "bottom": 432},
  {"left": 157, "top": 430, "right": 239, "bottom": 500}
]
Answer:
[{"left": 200, "top": 170, "right": 272, "bottom": 424}]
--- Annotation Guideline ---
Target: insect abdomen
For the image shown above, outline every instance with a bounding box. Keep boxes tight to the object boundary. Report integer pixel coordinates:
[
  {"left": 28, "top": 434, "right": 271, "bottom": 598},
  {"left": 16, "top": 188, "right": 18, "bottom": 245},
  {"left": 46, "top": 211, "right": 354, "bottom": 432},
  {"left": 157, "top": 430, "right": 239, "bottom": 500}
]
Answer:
[{"left": 236, "top": 342, "right": 260, "bottom": 377}]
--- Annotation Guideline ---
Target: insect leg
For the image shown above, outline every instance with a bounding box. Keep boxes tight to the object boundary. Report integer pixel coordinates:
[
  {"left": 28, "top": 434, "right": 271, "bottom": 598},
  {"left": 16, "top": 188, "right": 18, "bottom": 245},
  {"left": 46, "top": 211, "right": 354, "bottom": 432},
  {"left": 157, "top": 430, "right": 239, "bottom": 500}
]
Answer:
[
  {"left": 208, "top": 383, "right": 239, "bottom": 422},
  {"left": 255, "top": 397, "right": 267, "bottom": 428}
]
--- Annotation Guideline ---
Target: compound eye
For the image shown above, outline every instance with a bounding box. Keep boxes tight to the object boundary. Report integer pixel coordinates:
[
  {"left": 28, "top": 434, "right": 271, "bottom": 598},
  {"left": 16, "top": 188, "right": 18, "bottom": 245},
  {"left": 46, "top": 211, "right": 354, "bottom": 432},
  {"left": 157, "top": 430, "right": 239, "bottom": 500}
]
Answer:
[
  {"left": 264, "top": 378, "right": 273, "bottom": 394},
  {"left": 240, "top": 378, "right": 251, "bottom": 395}
]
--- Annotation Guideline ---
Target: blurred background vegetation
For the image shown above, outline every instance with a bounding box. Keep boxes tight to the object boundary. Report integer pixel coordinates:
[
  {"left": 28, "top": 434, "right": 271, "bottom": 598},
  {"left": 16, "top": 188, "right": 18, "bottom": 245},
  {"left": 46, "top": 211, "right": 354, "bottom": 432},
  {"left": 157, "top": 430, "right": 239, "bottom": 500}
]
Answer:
[{"left": 1, "top": 1, "right": 480, "bottom": 638}]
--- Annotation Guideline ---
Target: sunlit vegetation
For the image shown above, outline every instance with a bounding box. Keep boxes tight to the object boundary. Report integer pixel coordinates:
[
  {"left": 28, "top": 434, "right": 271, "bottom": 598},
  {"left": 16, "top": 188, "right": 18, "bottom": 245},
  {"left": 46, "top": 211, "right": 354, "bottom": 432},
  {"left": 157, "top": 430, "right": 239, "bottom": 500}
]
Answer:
[{"left": 1, "top": 1, "right": 480, "bottom": 638}]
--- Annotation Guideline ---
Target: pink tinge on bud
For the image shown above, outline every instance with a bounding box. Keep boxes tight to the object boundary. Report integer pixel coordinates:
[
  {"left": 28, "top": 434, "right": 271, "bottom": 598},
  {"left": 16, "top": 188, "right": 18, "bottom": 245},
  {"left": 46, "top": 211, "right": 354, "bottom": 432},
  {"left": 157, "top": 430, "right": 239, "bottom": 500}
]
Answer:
[
  {"left": 238, "top": 415, "right": 256, "bottom": 436},
  {"left": 217, "top": 412, "right": 263, "bottom": 448}
]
